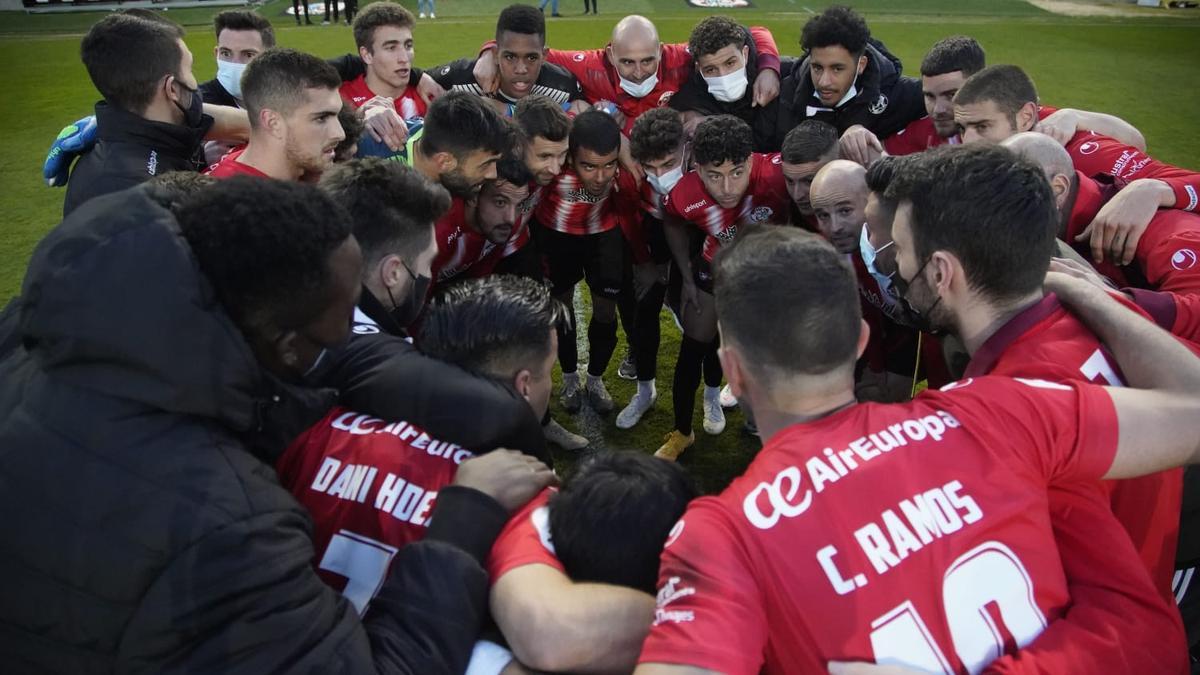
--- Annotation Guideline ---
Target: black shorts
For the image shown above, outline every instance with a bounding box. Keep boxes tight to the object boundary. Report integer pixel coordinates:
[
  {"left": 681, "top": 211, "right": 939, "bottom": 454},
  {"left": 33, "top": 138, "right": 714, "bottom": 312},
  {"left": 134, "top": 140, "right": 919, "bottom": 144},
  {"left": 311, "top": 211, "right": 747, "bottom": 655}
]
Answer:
[
  {"left": 538, "top": 222, "right": 625, "bottom": 300},
  {"left": 644, "top": 214, "right": 673, "bottom": 265}
]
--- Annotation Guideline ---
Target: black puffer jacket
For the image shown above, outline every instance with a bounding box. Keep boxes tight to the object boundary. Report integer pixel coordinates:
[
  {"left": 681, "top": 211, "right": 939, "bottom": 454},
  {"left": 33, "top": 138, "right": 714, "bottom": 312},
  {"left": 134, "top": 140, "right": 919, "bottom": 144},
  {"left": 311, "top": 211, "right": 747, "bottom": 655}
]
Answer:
[
  {"left": 0, "top": 188, "right": 500, "bottom": 674},
  {"left": 62, "top": 101, "right": 212, "bottom": 218},
  {"left": 771, "top": 38, "right": 925, "bottom": 148}
]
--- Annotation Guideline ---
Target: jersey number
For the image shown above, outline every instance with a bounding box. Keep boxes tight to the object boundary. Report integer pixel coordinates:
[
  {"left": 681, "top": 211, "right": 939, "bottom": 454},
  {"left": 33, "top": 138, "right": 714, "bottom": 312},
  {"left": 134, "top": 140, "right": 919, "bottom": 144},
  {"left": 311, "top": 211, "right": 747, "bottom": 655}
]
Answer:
[
  {"left": 869, "top": 541, "right": 1047, "bottom": 674},
  {"left": 317, "top": 530, "right": 399, "bottom": 615},
  {"left": 1079, "top": 348, "right": 1124, "bottom": 386}
]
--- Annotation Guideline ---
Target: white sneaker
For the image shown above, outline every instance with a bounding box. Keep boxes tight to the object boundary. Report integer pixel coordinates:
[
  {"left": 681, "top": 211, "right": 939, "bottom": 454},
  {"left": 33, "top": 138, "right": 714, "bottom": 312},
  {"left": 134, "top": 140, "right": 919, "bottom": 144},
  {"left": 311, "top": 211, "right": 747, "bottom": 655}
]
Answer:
[
  {"left": 702, "top": 391, "right": 726, "bottom": 435},
  {"left": 429, "top": 12, "right": 436, "bottom": 18},
  {"left": 616, "top": 391, "right": 657, "bottom": 429},
  {"left": 544, "top": 418, "right": 588, "bottom": 450},
  {"left": 718, "top": 383, "right": 738, "bottom": 408},
  {"left": 419, "top": 12, "right": 426, "bottom": 17}
]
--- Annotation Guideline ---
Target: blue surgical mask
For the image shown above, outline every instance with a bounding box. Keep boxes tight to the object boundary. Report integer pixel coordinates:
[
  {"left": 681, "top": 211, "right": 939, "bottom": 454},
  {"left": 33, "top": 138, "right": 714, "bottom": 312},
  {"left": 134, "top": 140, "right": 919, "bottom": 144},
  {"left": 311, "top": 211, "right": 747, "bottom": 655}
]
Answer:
[
  {"left": 859, "top": 222, "right": 895, "bottom": 292},
  {"left": 216, "top": 59, "right": 248, "bottom": 101},
  {"left": 647, "top": 165, "right": 684, "bottom": 195}
]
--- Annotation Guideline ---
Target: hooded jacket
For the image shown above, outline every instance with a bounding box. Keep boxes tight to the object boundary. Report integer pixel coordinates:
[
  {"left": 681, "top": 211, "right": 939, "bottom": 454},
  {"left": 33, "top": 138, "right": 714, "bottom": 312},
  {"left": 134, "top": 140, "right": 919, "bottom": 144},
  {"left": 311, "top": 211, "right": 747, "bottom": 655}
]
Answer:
[
  {"left": 0, "top": 187, "right": 501, "bottom": 674},
  {"left": 771, "top": 38, "right": 925, "bottom": 149},
  {"left": 62, "top": 101, "right": 213, "bottom": 218},
  {"left": 669, "top": 27, "right": 789, "bottom": 152}
]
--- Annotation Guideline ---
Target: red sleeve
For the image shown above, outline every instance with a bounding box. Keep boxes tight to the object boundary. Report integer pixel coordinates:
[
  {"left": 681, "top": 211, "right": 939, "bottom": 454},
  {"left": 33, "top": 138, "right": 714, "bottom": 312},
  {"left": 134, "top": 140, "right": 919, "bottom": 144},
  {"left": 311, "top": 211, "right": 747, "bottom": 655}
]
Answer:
[
  {"left": 1135, "top": 211, "right": 1200, "bottom": 295},
  {"left": 545, "top": 47, "right": 604, "bottom": 83},
  {"left": 616, "top": 172, "right": 651, "bottom": 264},
  {"left": 486, "top": 489, "right": 564, "bottom": 582},
  {"left": 748, "top": 26, "right": 780, "bottom": 73},
  {"left": 637, "top": 500, "right": 769, "bottom": 675},
  {"left": 1067, "top": 134, "right": 1200, "bottom": 213}
]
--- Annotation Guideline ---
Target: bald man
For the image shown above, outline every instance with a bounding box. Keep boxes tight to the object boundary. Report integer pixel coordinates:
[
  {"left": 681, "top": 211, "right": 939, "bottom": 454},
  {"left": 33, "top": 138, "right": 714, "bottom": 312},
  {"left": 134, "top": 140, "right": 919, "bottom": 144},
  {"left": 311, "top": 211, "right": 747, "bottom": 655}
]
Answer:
[
  {"left": 809, "top": 159, "right": 867, "bottom": 254},
  {"left": 473, "top": 17, "right": 783, "bottom": 132},
  {"left": 1003, "top": 132, "right": 1200, "bottom": 296}
]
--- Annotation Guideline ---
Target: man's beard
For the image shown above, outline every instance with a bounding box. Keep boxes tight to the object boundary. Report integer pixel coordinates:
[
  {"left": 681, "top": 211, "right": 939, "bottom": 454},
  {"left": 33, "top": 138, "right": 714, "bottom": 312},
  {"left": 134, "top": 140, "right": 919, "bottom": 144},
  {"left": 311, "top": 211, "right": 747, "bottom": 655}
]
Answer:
[
  {"left": 285, "top": 135, "right": 333, "bottom": 175},
  {"left": 440, "top": 167, "right": 477, "bottom": 198}
]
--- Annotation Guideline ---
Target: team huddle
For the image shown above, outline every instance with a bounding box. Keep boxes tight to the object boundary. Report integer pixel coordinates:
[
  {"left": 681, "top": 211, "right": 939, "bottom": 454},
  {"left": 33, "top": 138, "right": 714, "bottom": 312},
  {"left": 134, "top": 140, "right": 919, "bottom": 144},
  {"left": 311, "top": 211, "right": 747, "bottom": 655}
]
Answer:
[{"left": 4, "top": 2, "right": 1200, "bottom": 673}]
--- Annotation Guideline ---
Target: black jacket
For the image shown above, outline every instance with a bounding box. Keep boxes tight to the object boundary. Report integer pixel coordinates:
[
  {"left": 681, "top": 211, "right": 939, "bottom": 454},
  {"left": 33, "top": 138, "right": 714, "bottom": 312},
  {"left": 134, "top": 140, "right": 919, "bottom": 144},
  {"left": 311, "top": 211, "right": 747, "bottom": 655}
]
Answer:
[
  {"left": 322, "top": 288, "right": 552, "bottom": 465},
  {"left": 431, "top": 58, "right": 582, "bottom": 105},
  {"left": 62, "top": 101, "right": 212, "bottom": 218},
  {"left": 0, "top": 187, "right": 504, "bottom": 674},
  {"left": 771, "top": 39, "right": 925, "bottom": 148},
  {"left": 668, "top": 28, "right": 786, "bottom": 152},
  {"left": 199, "top": 77, "right": 239, "bottom": 107}
]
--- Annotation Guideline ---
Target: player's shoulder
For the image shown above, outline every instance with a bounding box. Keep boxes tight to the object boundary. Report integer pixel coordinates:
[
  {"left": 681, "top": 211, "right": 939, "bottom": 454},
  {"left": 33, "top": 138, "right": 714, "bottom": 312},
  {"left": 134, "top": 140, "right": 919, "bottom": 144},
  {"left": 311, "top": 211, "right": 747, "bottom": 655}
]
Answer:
[{"left": 664, "top": 172, "right": 709, "bottom": 214}]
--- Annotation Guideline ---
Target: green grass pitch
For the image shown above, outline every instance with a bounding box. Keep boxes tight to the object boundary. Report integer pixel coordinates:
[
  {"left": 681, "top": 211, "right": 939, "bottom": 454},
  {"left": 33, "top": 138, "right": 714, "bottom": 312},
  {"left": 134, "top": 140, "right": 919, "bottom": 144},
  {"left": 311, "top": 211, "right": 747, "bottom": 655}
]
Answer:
[{"left": 1, "top": 0, "right": 1198, "bottom": 489}]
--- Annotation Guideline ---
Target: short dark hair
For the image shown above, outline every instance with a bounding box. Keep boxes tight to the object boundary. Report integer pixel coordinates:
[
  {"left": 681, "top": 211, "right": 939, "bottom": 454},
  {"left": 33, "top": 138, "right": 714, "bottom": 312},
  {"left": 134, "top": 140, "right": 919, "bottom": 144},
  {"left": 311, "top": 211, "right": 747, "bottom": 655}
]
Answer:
[
  {"left": 692, "top": 114, "right": 753, "bottom": 167},
  {"left": 80, "top": 14, "right": 185, "bottom": 113},
  {"left": 514, "top": 95, "right": 571, "bottom": 143},
  {"left": 334, "top": 101, "right": 365, "bottom": 162},
  {"left": 353, "top": 1, "right": 415, "bottom": 52},
  {"left": 864, "top": 155, "right": 898, "bottom": 195},
  {"left": 143, "top": 171, "right": 217, "bottom": 214},
  {"left": 496, "top": 4, "right": 545, "bottom": 45},
  {"left": 549, "top": 451, "right": 697, "bottom": 594},
  {"left": 688, "top": 16, "right": 748, "bottom": 60},
  {"left": 569, "top": 110, "right": 621, "bottom": 158},
  {"left": 496, "top": 154, "right": 534, "bottom": 187},
  {"left": 176, "top": 177, "right": 353, "bottom": 333},
  {"left": 214, "top": 9, "right": 276, "bottom": 48},
  {"left": 715, "top": 227, "right": 861, "bottom": 379},
  {"left": 920, "top": 36, "right": 985, "bottom": 78},
  {"left": 885, "top": 144, "right": 1058, "bottom": 304},
  {"left": 800, "top": 5, "right": 870, "bottom": 57},
  {"left": 419, "top": 275, "right": 568, "bottom": 379},
  {"left": 423, "top": 91, "right": 515, "bottom": 160},
  {"left": 629, "top": 108, "right": 684, "bottom": 163},
  {"left": 242, "top": 48, "right": 342, "bottom": 126},
  {"left": 781, "top": 119, "right": 838, "bottom": 165},
  {"left": 954, "top": 64, "right": 1039, "bottom": 121},
  {"left": 319, "top": 159, "right": 452, "bottom": 269}
]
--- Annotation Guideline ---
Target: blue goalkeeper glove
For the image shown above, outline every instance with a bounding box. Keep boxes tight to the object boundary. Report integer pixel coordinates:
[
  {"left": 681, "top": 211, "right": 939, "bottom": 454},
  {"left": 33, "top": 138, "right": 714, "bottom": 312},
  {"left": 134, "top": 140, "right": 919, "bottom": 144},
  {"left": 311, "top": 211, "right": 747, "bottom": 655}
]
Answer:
[{"left": 43, "top": 115, "right": 98, "bottom": 187}]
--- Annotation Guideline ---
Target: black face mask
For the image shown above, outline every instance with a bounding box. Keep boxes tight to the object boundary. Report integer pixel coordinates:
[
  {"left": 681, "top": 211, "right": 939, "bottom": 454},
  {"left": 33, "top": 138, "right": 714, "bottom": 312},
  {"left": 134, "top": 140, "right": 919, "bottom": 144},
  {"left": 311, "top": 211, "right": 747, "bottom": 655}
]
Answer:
[
  {"left": 173, "top": 79, "right": 205, "bottom": 129},
  {"left": 892, "top": 256, "right": 946, "bottom": 336},
  {"left": 386, "top": 262, "right": 431, "bottom": 331}
]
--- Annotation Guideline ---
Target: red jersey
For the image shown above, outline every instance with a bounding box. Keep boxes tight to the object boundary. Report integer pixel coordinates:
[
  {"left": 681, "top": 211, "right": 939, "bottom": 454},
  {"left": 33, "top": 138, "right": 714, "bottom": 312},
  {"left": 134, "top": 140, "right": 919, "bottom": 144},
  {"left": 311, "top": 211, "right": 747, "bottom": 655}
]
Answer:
[
  {"left": 483, "top": 28, "right": 779, "bottom": 134},
  {"left": 276, "top": 406, "right": 473, "bottom": 614},
  {"left": 203, "top": 146, "right": 268, "bottom": 178},
  {"left": 1067, "top": 172, "right": 1200, "bottom": 296},
  {"left": 1129, "top": 287, "right": 1200, "bottom": 343},
  {"left": 662, "top": 153, "right": 790, "bottom": 262},
  {"left": 638, "top": 376, "right": 1154, "bottom": 674},
  {"left": 964, "top": 294, "right": 1184, "bottom": 598},
  {"left": 883, "top": 116, "right": 959, "bottom": 156},
  {"left": 430, "top": 197, "right": 503, "bottom": 286},
  {"left": 501, "top": 183, "right": 543, "bottom": 259},
  {"left": 339, "top": 74, "right": 427, "bottom": 120},
  {"left": 486, "top": 488, "right": 564, "bottom": 581},
  {"left": 534, "top": 167, "right": 639, "bottom": 237}
]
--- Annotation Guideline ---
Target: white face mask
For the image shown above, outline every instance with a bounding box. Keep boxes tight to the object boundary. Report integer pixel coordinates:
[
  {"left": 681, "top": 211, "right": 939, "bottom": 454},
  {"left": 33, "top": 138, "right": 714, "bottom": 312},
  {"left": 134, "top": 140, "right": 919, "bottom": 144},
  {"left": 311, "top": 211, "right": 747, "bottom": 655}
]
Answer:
[
  {"left": 704, "top": 67, "right": 748, "bottom": 103},
  {"left": 619, "top": 70, "right": 658, "bottom": 98},
  {"left": 216, "top": 59, "right": 248, "bottom": 101},
  {"left": 647, "top": 165, "right": 684, "bottom": 195},
  {"left": 859, "top": 222, "right": 896, "bottom": 293}
]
